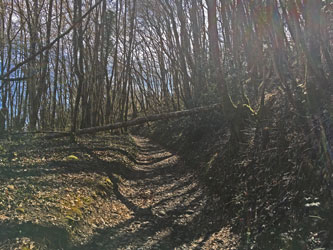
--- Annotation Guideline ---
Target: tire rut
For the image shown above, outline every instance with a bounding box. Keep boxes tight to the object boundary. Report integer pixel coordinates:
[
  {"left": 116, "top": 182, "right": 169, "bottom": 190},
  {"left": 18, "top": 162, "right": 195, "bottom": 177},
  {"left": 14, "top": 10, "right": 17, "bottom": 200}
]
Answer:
[{"left": 76, "top": 136, "right": 239, "bottom": 250}]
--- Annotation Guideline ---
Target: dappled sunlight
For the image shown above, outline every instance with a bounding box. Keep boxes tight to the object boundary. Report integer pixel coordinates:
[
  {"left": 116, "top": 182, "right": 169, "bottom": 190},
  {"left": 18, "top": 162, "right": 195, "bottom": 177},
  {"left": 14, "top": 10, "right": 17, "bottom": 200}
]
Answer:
[
  {"left": 0, "top": 0, "right": 332, "bottom": 248},
  {"left": 70, "top": 136, "right": 240, "bottom": 249}
]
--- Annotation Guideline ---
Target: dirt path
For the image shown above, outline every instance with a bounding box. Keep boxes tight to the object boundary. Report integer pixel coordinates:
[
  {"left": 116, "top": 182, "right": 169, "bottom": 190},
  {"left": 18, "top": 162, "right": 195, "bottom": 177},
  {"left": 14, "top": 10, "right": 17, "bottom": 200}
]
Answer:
[
  {"left": 77, "top": 136, "right": 239, "bottom": 250},
  {"left": 0, "top": 135, "right": 239, "bottom": 249}
]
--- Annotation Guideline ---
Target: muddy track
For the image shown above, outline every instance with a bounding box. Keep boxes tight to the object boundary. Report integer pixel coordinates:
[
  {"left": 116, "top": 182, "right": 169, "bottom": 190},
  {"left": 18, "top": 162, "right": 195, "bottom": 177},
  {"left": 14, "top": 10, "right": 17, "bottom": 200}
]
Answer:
[{"left": 75, "top": 136, "right": 239, "bottom": 250}]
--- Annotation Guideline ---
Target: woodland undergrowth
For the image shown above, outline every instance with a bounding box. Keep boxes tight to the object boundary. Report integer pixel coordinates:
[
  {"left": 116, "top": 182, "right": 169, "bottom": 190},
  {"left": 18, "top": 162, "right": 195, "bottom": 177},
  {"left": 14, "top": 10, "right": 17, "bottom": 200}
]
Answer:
[{"left": 139, "top": 93, "right": 333, "bottom": 250}]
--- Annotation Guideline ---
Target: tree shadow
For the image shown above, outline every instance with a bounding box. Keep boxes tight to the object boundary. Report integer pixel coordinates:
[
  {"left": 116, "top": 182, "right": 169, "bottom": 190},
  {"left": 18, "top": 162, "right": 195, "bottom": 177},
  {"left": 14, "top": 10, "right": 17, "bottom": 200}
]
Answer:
[
  {"left": 1, "top": 135, "right": 230, "bottom": 249},
  {"left": 0, "top": 221, "right": 71, "bottom": 249},
  {"left": 69, "top": 140, "right": 227, "bottom": 249},
  {"left": 71, "top": 189, "right": 207, "bottom": 249}
]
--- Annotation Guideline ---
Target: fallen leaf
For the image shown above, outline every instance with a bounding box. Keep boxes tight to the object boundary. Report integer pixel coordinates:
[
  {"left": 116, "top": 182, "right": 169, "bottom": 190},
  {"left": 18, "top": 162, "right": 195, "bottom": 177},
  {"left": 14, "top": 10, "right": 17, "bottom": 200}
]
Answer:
[
  {"left": 66, "top": 155, "right": 79, "bottom": 161},
  {"left": 16, "top": 207, "right": 25, "bottom": 213},
  {"left": 0, "top": 214, "right": 9, "bottom": 220}
]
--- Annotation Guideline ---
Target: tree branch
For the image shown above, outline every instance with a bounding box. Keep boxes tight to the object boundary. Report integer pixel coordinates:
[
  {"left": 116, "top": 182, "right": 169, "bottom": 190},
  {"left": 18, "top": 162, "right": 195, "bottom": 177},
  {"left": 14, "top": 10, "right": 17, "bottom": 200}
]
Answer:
[{"left": 0, "top": 0, "right": 104, "bottom": 82}]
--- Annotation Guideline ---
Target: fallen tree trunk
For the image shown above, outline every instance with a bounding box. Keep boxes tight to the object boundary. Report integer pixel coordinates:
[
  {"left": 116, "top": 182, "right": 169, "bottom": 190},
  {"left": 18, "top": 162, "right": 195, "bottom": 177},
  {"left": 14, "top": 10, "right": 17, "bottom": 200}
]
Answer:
[{"left": 46, "top": 103, "right": 222, "bottom": 138}]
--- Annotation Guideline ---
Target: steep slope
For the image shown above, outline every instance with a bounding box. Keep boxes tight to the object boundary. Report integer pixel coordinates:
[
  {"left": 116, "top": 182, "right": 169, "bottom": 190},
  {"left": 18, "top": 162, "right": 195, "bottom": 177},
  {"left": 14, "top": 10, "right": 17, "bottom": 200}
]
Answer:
[{"left": 139, "top": 110, "right": 333, "bottom": 249}]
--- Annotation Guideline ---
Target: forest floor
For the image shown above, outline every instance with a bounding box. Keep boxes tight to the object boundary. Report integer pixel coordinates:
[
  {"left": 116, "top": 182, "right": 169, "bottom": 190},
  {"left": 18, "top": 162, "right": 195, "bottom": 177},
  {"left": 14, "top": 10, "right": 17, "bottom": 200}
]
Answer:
[{"left": 0, "top": 133, "right": 239, "bottom": 250}]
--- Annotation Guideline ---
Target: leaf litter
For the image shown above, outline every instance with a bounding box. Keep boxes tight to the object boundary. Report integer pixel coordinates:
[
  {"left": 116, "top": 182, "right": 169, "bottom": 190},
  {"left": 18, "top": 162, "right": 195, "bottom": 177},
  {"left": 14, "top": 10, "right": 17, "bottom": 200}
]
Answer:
[{"left": 0, "top": 134, "right": 239, "bottom": 249}]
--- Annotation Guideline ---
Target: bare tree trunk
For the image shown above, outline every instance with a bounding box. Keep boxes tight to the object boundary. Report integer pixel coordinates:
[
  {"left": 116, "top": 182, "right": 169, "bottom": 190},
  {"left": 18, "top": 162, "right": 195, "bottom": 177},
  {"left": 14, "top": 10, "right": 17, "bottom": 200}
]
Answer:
[
  {"left": 72, "top": 0, "right": 85, "bottom": 132},
  {"left": 26, "top": 0, "right": 39, "bottom": 130},
  {"left": 47, "top": 103, "right": 222, "bottom": 138},
  {"left": 51, "top": 0, "right": 63, "bottom": 129}
]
